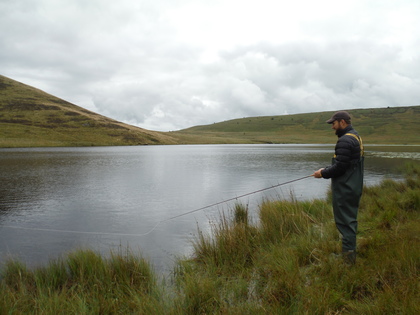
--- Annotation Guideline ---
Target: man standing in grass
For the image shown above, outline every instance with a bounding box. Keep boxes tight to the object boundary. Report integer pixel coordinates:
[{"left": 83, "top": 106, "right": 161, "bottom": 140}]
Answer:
[{"left": 312, "top": 111, "right": 364, "bottom": 265}]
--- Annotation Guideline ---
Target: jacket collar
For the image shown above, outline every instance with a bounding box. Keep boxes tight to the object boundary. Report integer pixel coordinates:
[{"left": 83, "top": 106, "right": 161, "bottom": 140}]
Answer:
[{"left": 336, "top": 125, "right": 353, "bottom": 138}]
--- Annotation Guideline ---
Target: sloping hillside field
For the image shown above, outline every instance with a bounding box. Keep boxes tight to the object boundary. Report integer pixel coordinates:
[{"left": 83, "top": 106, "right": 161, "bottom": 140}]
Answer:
[{"left": 0, "top": 75, "right": 176, "bottom": 147}]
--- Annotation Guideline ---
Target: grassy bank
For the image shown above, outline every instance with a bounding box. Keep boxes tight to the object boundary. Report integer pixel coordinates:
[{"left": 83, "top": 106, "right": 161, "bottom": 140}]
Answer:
[{"left": 1, "top": 163, "right": 419, "bottom": 314}]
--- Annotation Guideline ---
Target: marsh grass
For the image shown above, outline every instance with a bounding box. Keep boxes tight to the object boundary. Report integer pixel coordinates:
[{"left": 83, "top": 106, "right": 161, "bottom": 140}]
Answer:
[
  {"left": 0, "top": 249, "right": 165, "bottom": 314},
  {"left": 1, "top": 163, "right": 419, "bottom": 314}
]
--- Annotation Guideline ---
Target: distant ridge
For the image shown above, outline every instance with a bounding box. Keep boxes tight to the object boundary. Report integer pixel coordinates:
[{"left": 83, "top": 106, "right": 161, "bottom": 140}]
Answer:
[
  {"left": 1, "top": 74, "right": 419, "bottom": 147},
  {"left": 0, "top": 75, "right": 177, "bottom": 147},
  {"left": 173, "top": 106, "right": 420, "bottom": 144}
]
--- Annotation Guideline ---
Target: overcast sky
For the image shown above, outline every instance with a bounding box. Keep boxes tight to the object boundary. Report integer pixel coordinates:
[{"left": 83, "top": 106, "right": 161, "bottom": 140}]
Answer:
[{"left": 1, "top": 0, "right": 419, "bottom": 131}]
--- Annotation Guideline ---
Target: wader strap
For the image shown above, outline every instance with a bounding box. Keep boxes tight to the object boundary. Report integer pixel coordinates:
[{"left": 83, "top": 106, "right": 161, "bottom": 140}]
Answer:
[
  {"left": 345, "top": 133, "right": 364, "bottom": 157},
  {"left": 333, "top": 133, "right": 364, "bottom": 158}
]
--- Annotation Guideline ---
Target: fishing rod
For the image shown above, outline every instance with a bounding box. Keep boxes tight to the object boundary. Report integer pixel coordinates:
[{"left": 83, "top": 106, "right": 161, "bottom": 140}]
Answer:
[
  {"left": 159, "top": 174, "right": 313, "bottom": 223},
  {"left": 1, "top": 175, "right": 313, "bottom": 237}
]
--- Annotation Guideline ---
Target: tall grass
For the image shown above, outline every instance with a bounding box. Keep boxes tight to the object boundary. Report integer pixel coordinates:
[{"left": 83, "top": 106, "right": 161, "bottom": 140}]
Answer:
[
  {"left": 190, "top": 204, "right": 259, "bottom": 272},
  {"left": 0, "top": 249, "right": 165, "bottom": 314},
  {"left": 1, "top": 163, "right": 419, "bottom": 314}
]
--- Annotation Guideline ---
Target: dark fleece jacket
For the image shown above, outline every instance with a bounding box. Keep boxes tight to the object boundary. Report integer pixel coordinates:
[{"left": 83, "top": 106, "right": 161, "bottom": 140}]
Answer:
[{"left": 321, "top": 125, "right": 362, "bottom": 179}]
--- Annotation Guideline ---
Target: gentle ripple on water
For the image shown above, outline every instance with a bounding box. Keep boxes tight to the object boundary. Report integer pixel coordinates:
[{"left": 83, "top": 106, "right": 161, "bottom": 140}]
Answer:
[{"left": 0, "top": 144, "right": 418, "bottom": 272}]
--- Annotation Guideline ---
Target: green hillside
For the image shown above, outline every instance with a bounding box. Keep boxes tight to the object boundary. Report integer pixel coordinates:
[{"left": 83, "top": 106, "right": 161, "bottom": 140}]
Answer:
[
  {"left": 0, "top": 75, "right": 177, "bottom": 147},
  {"left": 173, "top": 106, "right": 420, "bottom": 144},
  {"left": 1, "top": 74, "right": 419, "bottom": 147}
]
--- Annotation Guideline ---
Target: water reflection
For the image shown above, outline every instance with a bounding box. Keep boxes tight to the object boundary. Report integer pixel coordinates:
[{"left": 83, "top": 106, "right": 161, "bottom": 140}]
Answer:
[{"left": 0, "top": 144, "right": 418, "bottom": 272}]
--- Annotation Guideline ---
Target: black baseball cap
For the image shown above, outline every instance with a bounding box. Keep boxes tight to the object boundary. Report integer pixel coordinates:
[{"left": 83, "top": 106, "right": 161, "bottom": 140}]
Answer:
[{"left": 326, "top": 111, "right": 351, "bottom": 124}]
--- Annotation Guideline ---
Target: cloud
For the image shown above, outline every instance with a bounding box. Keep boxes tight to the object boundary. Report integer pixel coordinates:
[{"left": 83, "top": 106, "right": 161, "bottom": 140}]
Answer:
[{"left": 1, "top": 0, "right": 420, "bottom": 131}]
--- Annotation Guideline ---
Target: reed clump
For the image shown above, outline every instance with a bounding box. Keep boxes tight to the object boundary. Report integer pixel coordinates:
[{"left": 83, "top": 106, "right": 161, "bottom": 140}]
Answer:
[
  {"left": 190, "top": 204, "right": 259, "bottom": 272},
  {"left": 1, "top": 163, "right": 419, "bottom": 314}
]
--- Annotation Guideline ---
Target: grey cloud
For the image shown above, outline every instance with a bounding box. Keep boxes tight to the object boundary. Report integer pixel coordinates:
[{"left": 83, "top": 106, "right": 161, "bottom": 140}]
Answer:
[
  {"left": 63, "top": 40, "right": 420, "bottom": 130},
  {"left": 1, "top": 0, "right": 419, "bottom": 131},
  {"left": 211, "top": 41, "right": 420, "bottom": 114}
]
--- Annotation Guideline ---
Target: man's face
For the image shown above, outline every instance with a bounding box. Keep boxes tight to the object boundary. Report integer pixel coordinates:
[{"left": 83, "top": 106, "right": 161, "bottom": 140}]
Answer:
[
  {"left": 331, "top": 119, "right": 346, "bottom": 133},
  {"left": 331, "top": 120, "right": 340, "bottom": 131}
]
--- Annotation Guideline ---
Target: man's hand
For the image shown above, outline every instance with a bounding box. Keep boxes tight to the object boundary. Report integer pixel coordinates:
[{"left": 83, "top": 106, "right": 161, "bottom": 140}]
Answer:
[{"left": 312, "top": 168, "right": 324, "bottom": 178}]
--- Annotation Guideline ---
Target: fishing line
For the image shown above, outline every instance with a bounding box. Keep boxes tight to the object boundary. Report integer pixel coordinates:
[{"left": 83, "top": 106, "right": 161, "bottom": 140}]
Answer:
[{"left": 1, "top": 175, "right": 312, "bottom": 237}]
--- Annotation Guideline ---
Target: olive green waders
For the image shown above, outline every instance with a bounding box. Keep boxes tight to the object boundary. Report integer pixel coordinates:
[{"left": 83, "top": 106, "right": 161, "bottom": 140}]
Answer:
[{"left": 331, "top": 134, "right": 364, "bottom": 264}]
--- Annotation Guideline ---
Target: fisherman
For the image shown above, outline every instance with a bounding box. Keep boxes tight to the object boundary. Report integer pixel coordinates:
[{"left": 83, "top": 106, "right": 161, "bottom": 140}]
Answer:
[{"left": 312, "top": 111, "right": 364, "bottom": 265}]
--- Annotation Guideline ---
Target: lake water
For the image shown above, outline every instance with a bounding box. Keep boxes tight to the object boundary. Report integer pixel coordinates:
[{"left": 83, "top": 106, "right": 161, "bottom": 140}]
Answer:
[{"left": 1, "top": 144, "right": 419, "bottom": 273}]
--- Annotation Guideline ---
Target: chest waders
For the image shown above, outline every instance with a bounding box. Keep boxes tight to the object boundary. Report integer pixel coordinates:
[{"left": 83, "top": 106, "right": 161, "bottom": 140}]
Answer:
[{"left": 331, "top": 133, "right": 364, "bottom": 263}]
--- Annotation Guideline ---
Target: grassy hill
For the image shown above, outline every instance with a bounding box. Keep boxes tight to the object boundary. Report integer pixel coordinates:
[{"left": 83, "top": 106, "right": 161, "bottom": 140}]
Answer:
[
  {"left": 173, "top": 106, "right": 420, "bottom": 144},
  {"left": 1, "top": 74, "right": 419, "bottom": 147},
  {"left": 0, "top": 75, "right": 177, "bottom": 147}
]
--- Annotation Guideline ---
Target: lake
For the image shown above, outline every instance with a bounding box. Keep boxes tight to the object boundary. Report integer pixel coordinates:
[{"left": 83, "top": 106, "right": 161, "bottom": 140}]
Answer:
[{"left": 1, "top": 144, "right": 419, "bottom": 273}]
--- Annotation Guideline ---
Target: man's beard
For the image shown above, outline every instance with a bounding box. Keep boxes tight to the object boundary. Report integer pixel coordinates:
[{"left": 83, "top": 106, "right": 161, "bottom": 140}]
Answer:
[{"left": 335, "top": 126, "right": 345, "bottom": 136}]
